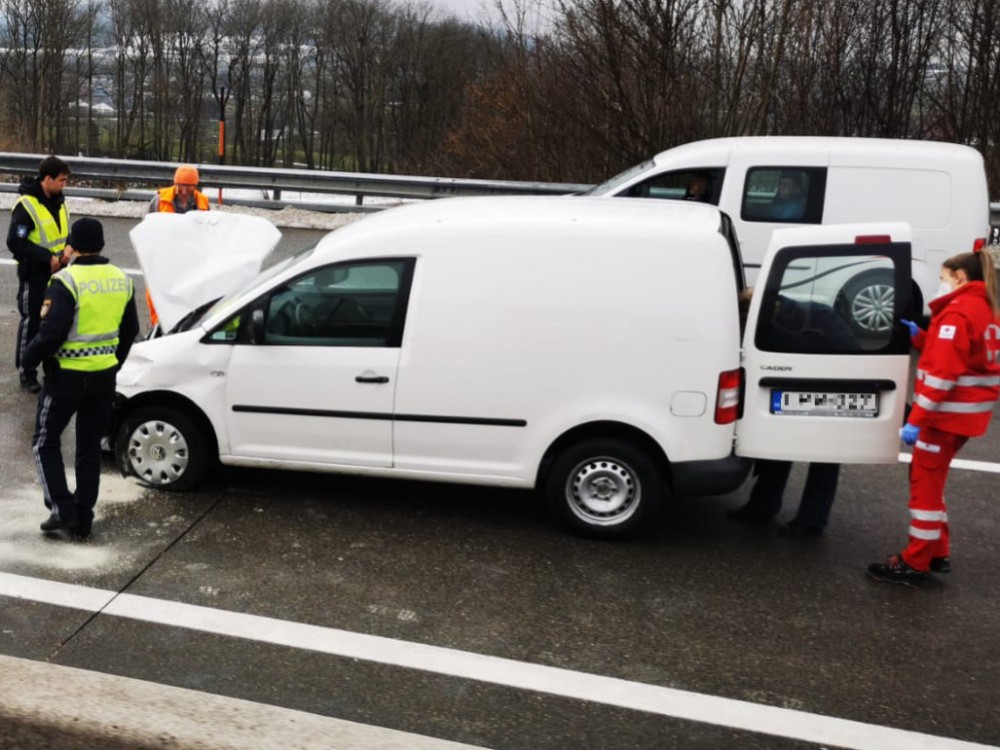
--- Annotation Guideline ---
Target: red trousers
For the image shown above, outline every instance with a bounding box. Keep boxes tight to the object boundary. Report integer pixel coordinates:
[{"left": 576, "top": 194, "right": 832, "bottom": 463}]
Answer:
[{"left": 902, "top": 426, "right": 968, "bottom": 572}]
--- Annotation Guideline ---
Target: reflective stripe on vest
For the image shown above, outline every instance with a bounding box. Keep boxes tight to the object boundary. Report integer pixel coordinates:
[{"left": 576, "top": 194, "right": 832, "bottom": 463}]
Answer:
[
  {"left": 52, "top": 264, "right": 132, "bottom": 372},
  {"left": 15, "top": 195, "right": 68, "bottom": 254},
  {"left": 914, "top": 394, "right": 996, "bottom": 414}
]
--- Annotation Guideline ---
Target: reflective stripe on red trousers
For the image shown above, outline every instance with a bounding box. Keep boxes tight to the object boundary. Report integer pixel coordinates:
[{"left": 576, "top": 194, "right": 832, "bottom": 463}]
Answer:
[{"left": 902, "top": 426, "right": 968, "bottom": 572}]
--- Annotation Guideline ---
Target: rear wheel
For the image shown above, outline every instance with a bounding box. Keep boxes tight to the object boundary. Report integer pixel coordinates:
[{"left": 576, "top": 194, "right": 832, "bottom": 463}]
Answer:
[
  {"left": 116, "top": 405, "right": 211, "bottom": 491},
  {"left": 840, "top": 270, "right": 895, "bottom": 337},
  {"left": 544, "top": 438, "right": 662, "bottom": 539}
]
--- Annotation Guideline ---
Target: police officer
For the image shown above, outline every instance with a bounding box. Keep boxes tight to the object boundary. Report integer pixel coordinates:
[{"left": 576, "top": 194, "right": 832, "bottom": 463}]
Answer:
[
  {"left": 23, "top": 218, "right": 140, "bottom": 539},
  {"left": 7, "top": 156, "right": 71, "bottom": 393}
]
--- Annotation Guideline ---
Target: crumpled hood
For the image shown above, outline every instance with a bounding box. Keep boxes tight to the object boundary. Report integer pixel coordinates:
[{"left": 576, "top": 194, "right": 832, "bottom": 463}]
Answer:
[{"left": 130, "top": 212, "right": 281, "bottom": 331}]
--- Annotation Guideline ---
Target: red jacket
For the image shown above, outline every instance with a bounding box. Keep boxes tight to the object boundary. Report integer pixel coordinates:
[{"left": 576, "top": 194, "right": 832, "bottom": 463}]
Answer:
[{"left": 910, "top": 280, "right": 1000, "bottom": 437}]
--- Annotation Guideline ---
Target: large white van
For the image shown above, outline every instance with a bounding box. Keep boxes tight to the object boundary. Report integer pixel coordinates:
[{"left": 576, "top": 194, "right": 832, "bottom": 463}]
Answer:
[
  {"left": 586, "top": 136, "right": 989, "bottom": 335},
  {"left": 115, "top": 201, "right": 913, "bottom": 538}
]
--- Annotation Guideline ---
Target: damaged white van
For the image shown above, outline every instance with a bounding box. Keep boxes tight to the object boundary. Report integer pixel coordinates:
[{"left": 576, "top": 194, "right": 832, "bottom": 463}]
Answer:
[
  {"left": 115, "top": 200, "right": 913, "bottom": 538},
  {"left": 586, "top": 136, "right": 989, "bottom": 336}
]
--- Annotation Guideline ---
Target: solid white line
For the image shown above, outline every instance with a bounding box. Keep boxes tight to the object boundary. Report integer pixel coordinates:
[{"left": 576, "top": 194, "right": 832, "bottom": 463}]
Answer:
[
  {"left": 899, "top": 452, "right": 1000, "bottom": 474},
  {"left": 0, "top": 571, "right": 994, "bottom": 750}
]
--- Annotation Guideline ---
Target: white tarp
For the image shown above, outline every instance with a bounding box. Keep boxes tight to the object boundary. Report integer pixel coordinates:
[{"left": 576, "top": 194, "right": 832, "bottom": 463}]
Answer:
[{"left": 129, "top": 212, "right": 281, "bottom": 331}]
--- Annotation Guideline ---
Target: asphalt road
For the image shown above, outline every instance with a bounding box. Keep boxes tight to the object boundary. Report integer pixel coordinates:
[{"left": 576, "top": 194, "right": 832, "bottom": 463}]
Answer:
[{"left": 1, "top": 216, "right": 999, "bottom": 749}]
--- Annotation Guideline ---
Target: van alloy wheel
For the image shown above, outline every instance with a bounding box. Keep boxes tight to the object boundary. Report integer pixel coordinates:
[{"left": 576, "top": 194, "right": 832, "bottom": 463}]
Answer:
[{"left": 849, "top": 282, "right": 895, "bottom": 334}]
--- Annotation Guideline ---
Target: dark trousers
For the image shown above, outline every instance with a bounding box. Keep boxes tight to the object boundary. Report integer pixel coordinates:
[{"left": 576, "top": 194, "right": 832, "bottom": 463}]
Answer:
[
  {"left": 16, "top": 273, "right": 48, "bottom": 375},
  {"left": 32, "top": 368, "right": 116, "bottom": 526},
  {"left": 746, "top": 460, "right": 840, "bottom": 531}
]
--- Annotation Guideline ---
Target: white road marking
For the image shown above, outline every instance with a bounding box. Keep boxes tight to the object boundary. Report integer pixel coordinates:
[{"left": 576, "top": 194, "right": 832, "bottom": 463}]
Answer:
[
  {"left": 0, "top": 571, "right": 994, "bottom": 750},
  {"left": 898, "top": 452, "right": 1000, "bottom": 474}
]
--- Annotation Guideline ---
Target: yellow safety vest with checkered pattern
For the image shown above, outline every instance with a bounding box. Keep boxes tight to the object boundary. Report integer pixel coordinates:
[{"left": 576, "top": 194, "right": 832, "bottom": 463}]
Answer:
[
  {"left": 15, "top": 195, "right": 69, "bottom": 256},
  {"left": 51, "top": 264, "right": 133, "bottom": 372}
]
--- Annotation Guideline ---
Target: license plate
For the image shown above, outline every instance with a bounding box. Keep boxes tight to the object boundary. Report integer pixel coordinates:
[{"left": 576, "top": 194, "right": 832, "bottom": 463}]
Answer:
[{"left": 771, "top": 390, "right": 879, "bottom": 418}]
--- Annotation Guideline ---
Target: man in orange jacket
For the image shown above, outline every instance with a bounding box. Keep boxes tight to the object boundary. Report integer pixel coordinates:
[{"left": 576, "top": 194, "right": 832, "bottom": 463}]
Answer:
[{"left": 144, "top": 164, "right": 210, "bottom": 327}]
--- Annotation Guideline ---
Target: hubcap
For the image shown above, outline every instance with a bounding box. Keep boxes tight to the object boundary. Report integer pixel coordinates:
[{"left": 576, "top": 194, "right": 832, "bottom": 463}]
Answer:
[
  {"left": 565, "top": 456, "right": 640, "bottom": 527},
  {"left": 127, "top": 419, "right": 189, "bottom": 485},
  {"left": 851, "top": 283, "right": 895, "bottom": 333}
]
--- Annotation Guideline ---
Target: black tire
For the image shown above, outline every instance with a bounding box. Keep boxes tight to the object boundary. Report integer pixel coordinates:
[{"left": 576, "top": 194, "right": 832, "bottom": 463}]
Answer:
[
  {"left": 544, "top": 438, "right": 662, "bottom": 539},
  {"left": 116, "top": 405, "right": 212, "bottom": 491},
  {"left": 838, "top": 270, "right": 897, "bottom": 337}
]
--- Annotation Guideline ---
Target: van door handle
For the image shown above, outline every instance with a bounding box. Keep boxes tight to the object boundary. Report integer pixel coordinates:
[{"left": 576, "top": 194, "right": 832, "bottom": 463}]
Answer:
[{"left": 355, "top": 374, "right": 390, "bottom": 384}]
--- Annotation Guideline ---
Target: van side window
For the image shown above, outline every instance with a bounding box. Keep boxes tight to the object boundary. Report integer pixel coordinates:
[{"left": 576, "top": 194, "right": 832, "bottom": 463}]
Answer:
[
  {"left": 742, "top": 167, "right": 826, "bottom": 224},
  {"left": 621, "top": 168, "right": 724, "bottom": 204},
  {"left": 259, "top": 259, "right": 413, "bottom": 347},
  {"left": 755, "top": 250, "right": 904, "bottom": 354}
]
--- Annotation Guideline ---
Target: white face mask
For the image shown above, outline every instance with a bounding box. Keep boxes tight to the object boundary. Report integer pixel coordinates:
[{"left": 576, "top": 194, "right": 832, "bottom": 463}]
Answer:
[{"left": 933, "top": 281, "right": 954, "bottom": 300}]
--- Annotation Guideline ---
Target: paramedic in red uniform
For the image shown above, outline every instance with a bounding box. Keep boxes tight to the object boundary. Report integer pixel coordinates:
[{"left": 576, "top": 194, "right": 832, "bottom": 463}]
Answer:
[{"left": 868, "top": 248, "right": 1000, "bottom": 587}]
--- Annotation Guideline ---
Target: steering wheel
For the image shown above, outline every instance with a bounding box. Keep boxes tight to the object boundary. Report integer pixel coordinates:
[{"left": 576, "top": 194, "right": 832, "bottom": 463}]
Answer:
[{"left": 291, "top": 298, "right": 315, "bottom": 332}]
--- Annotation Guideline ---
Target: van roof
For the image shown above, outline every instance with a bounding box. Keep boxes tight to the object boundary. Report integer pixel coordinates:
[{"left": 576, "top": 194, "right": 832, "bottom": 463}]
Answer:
[
  {"left": 314, "top": 195, "right": 724, "bottom": 257},
  {"left": 652, "top": 135, "right": 981, "bottom": 164}
]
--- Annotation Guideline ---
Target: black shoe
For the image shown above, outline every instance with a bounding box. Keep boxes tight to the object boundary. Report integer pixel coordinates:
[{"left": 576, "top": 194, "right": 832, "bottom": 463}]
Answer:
[
  {"left": 40, "top": 515, "right": 72, "bottom": 533},
  {"left": 867, "top": 554, "right": 928, "bottom": 588},
  {"left": 19, "top": 374, "right": 41, "bottom": 394},
  {"left": 40, "top": 515, "right": 90, "bottom": 539},
  {"left": 726, "top": 505, "right": 775, "bottom": 525},
  {"left": 930, "top": 556, "right": 951, "bottom": 574},
  {"left": 778, "top": 521, "right": 823, "bottom": 538}
]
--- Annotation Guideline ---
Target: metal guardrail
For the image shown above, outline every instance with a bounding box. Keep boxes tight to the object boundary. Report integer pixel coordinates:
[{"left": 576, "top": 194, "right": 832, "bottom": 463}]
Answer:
[
  {"left": 0, "top": 153, "right": 591, "bottom": 209},
  {"left": 3, "top": 153, "right": 1000, "bottom": 224}
]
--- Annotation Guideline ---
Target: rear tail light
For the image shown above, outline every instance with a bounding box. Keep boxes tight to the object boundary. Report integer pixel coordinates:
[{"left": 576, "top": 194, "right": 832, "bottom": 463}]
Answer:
[
  {"left": 973, "top": 237, "right": 987, "bottom": 252},
  {"left": 715, "top": 369, "right": 742, "bottom": 424},
  {"left": 854, "top": 234, "right": 892, "bottom": 245}
]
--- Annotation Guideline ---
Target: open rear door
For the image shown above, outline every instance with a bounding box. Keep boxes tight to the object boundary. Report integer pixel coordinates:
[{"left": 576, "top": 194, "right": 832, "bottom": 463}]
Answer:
[{"left": 736, "top": 223, "right": 912, "bottom": 464}]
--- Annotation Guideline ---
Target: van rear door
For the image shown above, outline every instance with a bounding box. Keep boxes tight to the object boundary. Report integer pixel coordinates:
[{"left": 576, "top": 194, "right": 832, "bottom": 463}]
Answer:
[{"left": 735, "top": 223, "right": 912, "bottom": 463}]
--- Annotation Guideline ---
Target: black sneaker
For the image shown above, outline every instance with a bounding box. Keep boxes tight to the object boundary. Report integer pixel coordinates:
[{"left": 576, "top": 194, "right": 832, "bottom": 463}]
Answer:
[
  {"left": 867, "top": 554, "right": 928, "bottom": 588},
  {"left": 930, "top": 557, "right": 951, "bottom": 574},
  {"left": 726, "top": 505, "right": 775, "bottom": 525},
  {"left": 40, "top": 515, "right": 89, "bottom": 539}
]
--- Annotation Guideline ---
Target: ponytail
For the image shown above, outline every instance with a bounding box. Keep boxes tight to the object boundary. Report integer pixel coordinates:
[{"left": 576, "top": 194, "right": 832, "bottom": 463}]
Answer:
[{"left": 942, "top": 250, "right": 1000, "bottom": 319}]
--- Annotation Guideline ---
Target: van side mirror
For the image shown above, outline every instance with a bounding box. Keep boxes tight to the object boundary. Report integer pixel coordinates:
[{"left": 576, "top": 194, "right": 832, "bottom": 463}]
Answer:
[{"left": 251, "top": 308, "right": 265, "bottom": 343}]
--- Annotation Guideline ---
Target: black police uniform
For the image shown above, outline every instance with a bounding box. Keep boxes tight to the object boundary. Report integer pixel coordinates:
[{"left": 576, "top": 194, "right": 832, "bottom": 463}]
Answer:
[
  {"left": 22, "top": 253, "right": 139, "bottom": 536},
  {"left": 7, "top": 177, "right": 68, "bottom": 388}
]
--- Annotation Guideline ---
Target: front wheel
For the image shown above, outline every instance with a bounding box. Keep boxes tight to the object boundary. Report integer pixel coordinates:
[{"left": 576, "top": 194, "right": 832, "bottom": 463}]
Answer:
[
  {"left": 116, "top": 405, "right": 212, "bottom": 491},
  {"left": 544, "top": 438, "right": 662, "bottom": 539}
]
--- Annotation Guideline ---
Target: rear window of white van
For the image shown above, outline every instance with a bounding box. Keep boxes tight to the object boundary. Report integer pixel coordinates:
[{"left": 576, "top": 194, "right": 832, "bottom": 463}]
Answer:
[{"left": 742, "top": 167, "right": 826, "bottom": 224}]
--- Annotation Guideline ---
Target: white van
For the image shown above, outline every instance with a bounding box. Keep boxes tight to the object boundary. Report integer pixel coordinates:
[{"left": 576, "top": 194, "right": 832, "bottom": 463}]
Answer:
[
  {"left": 585, "top": 136, "right": 989, "bottom": 335},
  {"left": 115, "top": 201, "right": 912, "bottom": 538}
]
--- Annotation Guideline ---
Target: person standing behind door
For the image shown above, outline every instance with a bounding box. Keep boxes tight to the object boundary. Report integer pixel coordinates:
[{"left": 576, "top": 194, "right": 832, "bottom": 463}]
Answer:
[
  {"left": 7, "top": 156, "right": 71, "bottom": 394},
  {"left": 868, "top": 249, "right": 1000, "bottom": 587},
  {"left": 22, "top": 218, "right": 139, "bottom": 539}
]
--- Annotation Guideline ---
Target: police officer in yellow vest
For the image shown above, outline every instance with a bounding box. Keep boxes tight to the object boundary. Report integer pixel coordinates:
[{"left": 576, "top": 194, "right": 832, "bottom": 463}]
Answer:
[
  {"left": 23, "top": 218, "right": 140, "bottom": 539},
  {"left": 6, "top": 156, "right": 71, "bottom": 393}
]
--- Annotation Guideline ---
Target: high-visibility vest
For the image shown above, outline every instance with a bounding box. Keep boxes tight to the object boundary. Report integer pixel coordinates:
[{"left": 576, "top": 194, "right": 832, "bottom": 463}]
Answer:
[
  {"left": 156, "top": 187, "right": 210, "bottom": 213},
  {"left": 51, "top": 264, "right": 133, "bottom": 372},
  {"left": 15, "top": 195, "right": 68, "bottom": 256}
]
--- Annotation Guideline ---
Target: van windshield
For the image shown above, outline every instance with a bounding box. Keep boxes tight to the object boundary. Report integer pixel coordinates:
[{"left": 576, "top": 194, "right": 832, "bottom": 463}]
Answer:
[
  {"left": 583, "top": 159, "right": 655, "bottom": 195},
  {"left": 174, "top": 244, "right": 317, "bottom": 333}
]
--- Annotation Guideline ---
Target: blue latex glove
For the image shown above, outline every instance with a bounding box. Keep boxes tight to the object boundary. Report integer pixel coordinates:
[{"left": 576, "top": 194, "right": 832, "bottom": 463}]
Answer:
[
  {"left": 899, "top": 423, "right": 920, "bottom": 446},
  {"left": 900, "top": 318, "right": 921, "bottom": 338}
]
